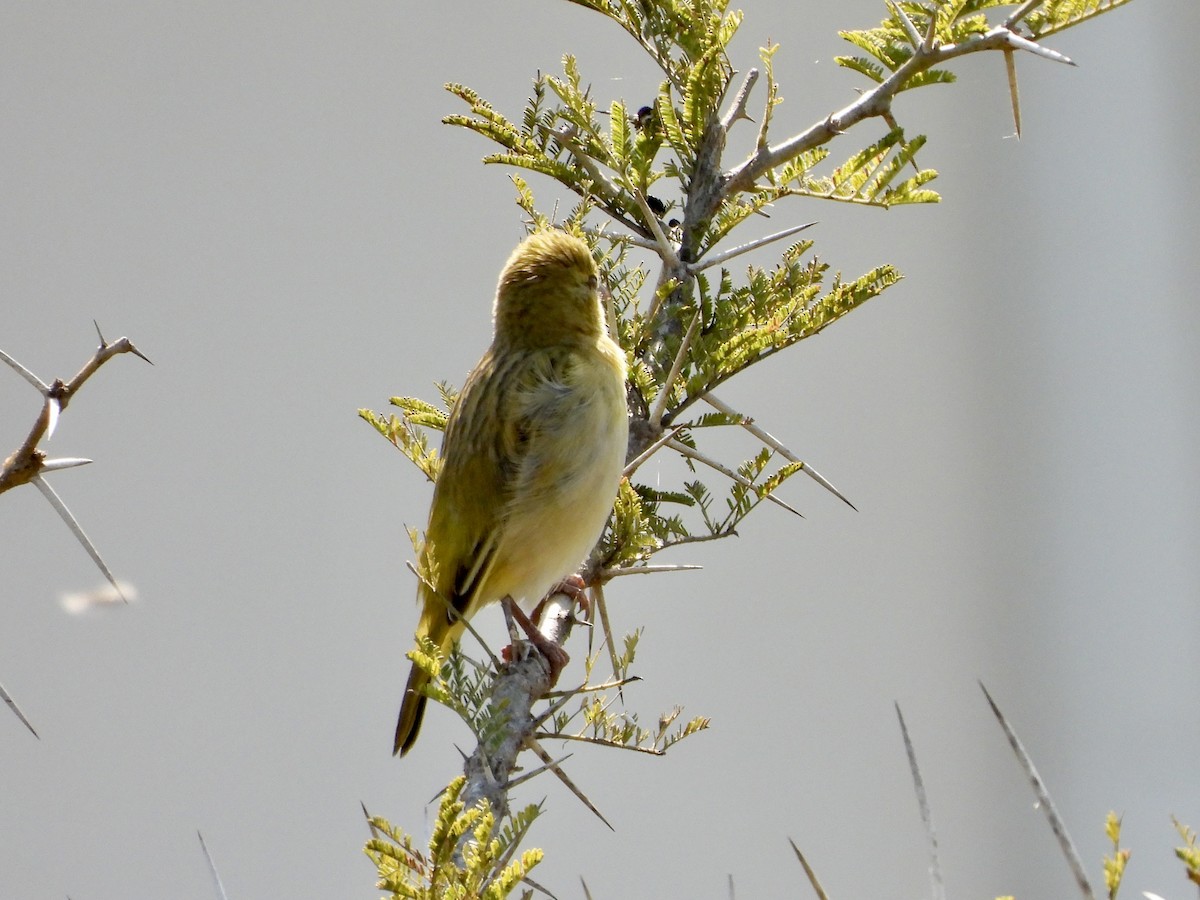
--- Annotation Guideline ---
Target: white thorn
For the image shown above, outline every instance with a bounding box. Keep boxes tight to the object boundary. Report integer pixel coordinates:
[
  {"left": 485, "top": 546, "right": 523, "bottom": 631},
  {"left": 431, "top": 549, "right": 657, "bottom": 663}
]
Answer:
[
  {"left": 45, "top": 397, "right": 61, "bottom": 439},
  {"left": 40, "top": 457, "right": 93, "bottom": 473},
  {"left": 30, "top": 474, "right": 127, "bottom": 603},
  {"left": 0, "top": 347, "right": 49, "bottom": 392}
]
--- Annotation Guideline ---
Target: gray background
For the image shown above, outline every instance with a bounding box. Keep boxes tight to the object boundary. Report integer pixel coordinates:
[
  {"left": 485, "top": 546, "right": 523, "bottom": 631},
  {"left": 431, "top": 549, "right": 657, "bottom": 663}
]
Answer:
[{"left": 2, "top": 2, "right": 1197, "bottom": 898}]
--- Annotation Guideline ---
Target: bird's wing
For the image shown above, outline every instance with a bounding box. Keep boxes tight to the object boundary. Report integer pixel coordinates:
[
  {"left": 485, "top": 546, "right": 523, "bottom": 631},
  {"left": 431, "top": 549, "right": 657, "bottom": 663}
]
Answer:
[
  {"left": 421, "top": 347, "right": 547, "bottom": 621},
  {"left": 499, "top": 347, "right": 580, "bottom": 515}
]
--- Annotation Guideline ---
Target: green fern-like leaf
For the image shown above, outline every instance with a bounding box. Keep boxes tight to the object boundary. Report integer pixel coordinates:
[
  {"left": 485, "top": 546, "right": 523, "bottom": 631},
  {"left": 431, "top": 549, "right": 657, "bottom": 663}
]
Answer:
[
  {"left": 367, "top": 776, "right": 543, "bottom": 899},
  {"left": 1024, "top": 0, "right": 1134, "bottom": 38}
]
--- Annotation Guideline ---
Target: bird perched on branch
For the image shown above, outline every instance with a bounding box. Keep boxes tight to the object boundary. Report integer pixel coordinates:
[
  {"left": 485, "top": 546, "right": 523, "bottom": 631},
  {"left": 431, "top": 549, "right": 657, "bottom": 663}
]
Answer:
[{"left": 394, "top": 229, "right": 629, "bottom": 756}]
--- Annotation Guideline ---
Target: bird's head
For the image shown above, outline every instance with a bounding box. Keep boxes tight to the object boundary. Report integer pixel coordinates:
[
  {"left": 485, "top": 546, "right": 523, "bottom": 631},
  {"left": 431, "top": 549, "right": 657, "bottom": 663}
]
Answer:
[{"left": 493, "top": 230, "right": 606, "bottom": 348}]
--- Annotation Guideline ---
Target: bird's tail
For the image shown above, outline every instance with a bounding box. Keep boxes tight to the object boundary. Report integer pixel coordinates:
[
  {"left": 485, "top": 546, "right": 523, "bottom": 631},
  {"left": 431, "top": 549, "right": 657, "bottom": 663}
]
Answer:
[
  {"left": 394, "top": 600, "right": 459, "bottom": 756},
  {"left": 394, "top": 661, "right": 429, "bottom": 756}
]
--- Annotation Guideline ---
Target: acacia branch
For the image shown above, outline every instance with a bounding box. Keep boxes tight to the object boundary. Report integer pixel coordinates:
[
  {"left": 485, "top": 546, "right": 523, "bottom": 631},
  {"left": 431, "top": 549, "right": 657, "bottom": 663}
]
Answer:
[
  {"left": 722, "top": 22, "right": 1074, "bottom": 200},
  {"left": 1, "top": 328, "right": 151, "bottom": 494},
  {"left": 0, "top": 327, "right": 151, "bottom": 598},
  {"left": 458, "top": 590, "right": 580, "bottom": 830}
]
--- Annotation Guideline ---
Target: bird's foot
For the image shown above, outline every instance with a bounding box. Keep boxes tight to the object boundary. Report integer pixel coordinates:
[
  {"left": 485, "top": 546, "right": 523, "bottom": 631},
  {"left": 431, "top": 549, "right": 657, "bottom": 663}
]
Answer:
[
  {"left": 502, "top": 596, "right": 570, "bottom": 685},
  {"left": 531, "top": 574, "right": 591, "bottom": 623}
]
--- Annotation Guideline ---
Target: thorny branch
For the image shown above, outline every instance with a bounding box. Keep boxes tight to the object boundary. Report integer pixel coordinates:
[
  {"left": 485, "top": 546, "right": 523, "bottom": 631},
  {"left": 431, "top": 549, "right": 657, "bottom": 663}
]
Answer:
[{"left": 1, "top": 324, "right": 151, "bottom": 596}]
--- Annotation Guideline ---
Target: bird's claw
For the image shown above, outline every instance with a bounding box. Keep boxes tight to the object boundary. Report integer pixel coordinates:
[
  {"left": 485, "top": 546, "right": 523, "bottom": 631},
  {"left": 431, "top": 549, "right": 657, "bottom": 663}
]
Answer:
[
  {"left": 502, "top": 596, "right": 570, "bottom": 685},
  {"left": 533, "top": 574, "right": 591, "bottom": 623}
]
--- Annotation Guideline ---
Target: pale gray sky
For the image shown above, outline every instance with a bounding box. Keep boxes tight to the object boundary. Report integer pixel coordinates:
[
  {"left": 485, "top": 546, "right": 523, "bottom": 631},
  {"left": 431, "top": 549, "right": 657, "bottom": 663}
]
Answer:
[{"left": 2, "top": 2, "right": 1197, "bottom": 898}]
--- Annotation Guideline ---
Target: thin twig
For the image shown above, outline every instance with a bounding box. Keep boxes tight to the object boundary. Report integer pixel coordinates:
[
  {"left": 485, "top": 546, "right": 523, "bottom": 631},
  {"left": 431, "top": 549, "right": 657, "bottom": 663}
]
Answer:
[
  {"left": 881, "top": 109, "right": 921, "bottom": 172},
  {"left": 657, "top": 530, "right": 741, "bottom": 551},
  {"left": 623, "top": 423, "right": 686, "bottom": 478},
  {"left": 544, "top": 674, "right": 641, "bottom": 697},
  {"left": 690, "top": 221, "right": 817, "bottom": 273},
  {"left": 720, "top": 68, "right": 759, "bottom": 130},
  {"left": 1004, "top": 0, "right": 1043, "bottom": 28},
  {"left": 666, "top": 437, "right": 803, "bottom": 518},
  {"left": 1, "top": 331, "right": 150, "bottom": 594},
  {"left": 627, "top": 179, "right": 681, "bottom": 269},
  {"left": 531, "top": 681, "right": 585, "bottom": 729},
  {"left": 702, "top": 392, "right": 856, "bottom": 509},
  {"left": 553, "top": 124, "right": 628, "bottom": 214},
  {"left": 725, "top": 23, "right": 1075, "bottom": 198},
  {"left": 581, "top": 225, "right": 658, "bottom": 252},
  {"left": 544, "top": 732, "right": 665, "bottom": 755},
  {"left": 649, "top": 310, "right": 700, "bottom": 430}
]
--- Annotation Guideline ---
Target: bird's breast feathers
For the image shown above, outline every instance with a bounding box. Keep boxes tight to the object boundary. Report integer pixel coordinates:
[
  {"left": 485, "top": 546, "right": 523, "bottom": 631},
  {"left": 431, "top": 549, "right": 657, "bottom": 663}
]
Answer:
[{"left": 486, "top": 337, "right": 627, "bottom": 606}]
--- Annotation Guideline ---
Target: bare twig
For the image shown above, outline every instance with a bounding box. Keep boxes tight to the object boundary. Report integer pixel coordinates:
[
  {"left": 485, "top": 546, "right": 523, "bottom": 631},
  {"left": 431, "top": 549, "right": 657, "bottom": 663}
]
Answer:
[
  {"left": 544, "top": 674, "right": 641, "bottom": 697},
  {"left": 649, "top": 310, "right": 700, "bottom": 430},
  {"left": 553, "top": 124, "right": 630, "bottom": 217},
  {"left": 690, "top": 221, "right": 817, "bottom": 273},
  {"left": 724, "top": 23, "right": 1075, "bottom": 200},
  {"left": 545, "top": 731, "right": 665, "bottom": 755},
  {"left": 1004, "top": 0, "right": 1043, "bottom": 28},
  {"left": 720, "top": 68, "right": 759, "bottom": 130},
  {"left": 1, "top": 331, "right": 150, "bottom": 595},
  {"left": 666, "top": 437, "right": 803, "bottom": 518},
  {"left": 701, "top": 392, "right": 856, "bottom": 509},
  {"left": 622, "top": 423, "right": 686, "bottom": 478}
]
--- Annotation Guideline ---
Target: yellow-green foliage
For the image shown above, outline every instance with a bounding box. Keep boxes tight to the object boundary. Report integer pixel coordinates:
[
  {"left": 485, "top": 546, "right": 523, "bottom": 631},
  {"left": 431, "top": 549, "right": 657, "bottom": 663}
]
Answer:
[
  {"left": 362, "top": 1, "right": 1142, "bottom": 895},
  {"left": 365, "top": 776, "right": 544, "bottom": 899},
  {"left": 1102, "top": 811, "right": 1130, "bottom": 899},
  {"left": 1174, "top": 817, "right": 1200, "bottom": 886}
]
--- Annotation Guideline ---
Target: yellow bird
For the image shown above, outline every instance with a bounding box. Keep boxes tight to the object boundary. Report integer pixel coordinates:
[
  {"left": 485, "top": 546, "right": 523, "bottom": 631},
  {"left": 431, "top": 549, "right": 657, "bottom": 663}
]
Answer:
[{"left": 394, "top": 230, "right": 629, "bottom": 756}]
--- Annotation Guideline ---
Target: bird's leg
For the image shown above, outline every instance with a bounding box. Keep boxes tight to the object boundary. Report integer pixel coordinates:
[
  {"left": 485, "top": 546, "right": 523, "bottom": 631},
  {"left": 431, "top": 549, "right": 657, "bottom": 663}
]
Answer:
[
  {"left": 501, "top": 595, "right": 570, "bottom": 686},
  {"left": 531, "top": 574, "right": 590, "bottom": 623}
]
